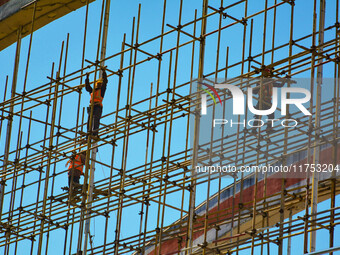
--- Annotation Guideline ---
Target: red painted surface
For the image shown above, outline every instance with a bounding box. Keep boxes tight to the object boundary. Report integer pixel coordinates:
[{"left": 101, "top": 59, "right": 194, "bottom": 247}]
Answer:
[
  {"left": 0, "top": 0, "right": 9, "bottom": 7},
  {"left": 148, "top": 145, "right": 340, "bottom": 255}
]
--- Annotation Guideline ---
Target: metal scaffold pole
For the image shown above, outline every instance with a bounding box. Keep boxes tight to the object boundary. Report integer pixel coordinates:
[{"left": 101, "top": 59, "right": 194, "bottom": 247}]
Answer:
[
  {"left": 0, "top": 27, "right": 22, "bottom": 220},
  {"left": 0, "top": 1, "right": 340, "bottom": 254},
  {"left": 187, "top": 0, "right": 208, "bottom": 254},
  {"left": 83, "top": 0, "right": 111, "bottom": 254},
  {"left": 310, "top": 0, "right": 325, "bottom": 252}
]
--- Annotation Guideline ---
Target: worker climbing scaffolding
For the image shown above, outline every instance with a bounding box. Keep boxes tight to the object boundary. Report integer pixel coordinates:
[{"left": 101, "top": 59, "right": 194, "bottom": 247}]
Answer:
[
  {"left": 85, "top": 68, "right": 108, "bottom": 139},
  {"left": 252, "top": 67, "right": 291, "bottom": 133},
  {"left": 66, "top": 151, "right": 86, "bottom": 188},
  {"left": 80, "top": 67, "right": 109, "bottom": 254}
]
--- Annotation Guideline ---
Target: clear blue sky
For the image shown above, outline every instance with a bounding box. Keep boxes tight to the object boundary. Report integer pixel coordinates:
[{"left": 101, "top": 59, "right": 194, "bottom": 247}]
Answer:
[{"left": 0, "top": 0, "right": 339, "bottom": 254}]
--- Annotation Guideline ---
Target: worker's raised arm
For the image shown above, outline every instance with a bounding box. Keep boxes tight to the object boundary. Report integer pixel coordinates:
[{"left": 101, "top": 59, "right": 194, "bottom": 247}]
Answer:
[
  {"left": 101, "top": 70, "right": 108, "bottom": 98},
  {"left": 85, "top": 73, "right": 93, "bottom": 93},
  {"left": 273, "top": 77, "right": 296, "bottom": 88},
  {"left": 102, "top": 69, "right": 108, "bottom": 85},
  {"left": 273, "top": 81, "right": 285, "bottom": 88}
]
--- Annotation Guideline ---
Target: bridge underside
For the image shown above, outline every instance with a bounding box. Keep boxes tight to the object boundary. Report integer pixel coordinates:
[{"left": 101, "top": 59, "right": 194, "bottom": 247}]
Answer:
[{"left": 0, "top": 0, "right": 94, "bottom": 51}]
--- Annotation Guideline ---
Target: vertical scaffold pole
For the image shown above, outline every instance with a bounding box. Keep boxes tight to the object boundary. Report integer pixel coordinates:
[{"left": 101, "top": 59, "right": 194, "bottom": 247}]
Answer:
[
  {"left": 187, "top": 0, "right": 208, "bottom": 253},
  {"left": 310, "top": 0, "right": 325, "bottom": 252},
  {"left": 83, "top": 0, "right": 111, "bottom": 254},
  {"left": 0, "top": 27, "right": 22, "bottom": 220}
]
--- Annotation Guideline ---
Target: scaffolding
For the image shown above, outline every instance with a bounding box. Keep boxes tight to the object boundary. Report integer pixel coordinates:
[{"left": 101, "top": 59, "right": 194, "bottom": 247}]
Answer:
[{"left": 0, "top": 0, "right": 340, "bottom": 254}]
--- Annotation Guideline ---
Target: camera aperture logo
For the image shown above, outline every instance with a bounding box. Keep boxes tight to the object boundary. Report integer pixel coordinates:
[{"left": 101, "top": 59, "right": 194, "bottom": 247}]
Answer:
[
  {"left": 199, "top": 80, "right": 311, "bottom": 129},
  {"left": 199, "top": 82, "right": 223, "bottom": 113}
]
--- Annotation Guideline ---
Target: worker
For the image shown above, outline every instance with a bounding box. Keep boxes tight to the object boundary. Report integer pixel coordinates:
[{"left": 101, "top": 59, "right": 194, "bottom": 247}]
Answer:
[
  {"left": 85, "top": 68, "right": 108, "bottom": 139},
  {"left": 252, "top": 67, "right": 286, "bottom": 133},
  {"left": 66, "top": 151, "right": 86, "bottom": 188}
]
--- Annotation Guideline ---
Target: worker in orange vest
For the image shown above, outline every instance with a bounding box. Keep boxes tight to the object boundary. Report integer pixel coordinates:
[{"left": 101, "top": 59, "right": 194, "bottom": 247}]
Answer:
[
  {"left": 66, "top": 151, "right": 86, "bottom": 187},
  {"left": 252, "top": 67, "right": 286, "bottom": 133},
  {"left": 85, "top": 69, "right": 108, "bottom": 138}
]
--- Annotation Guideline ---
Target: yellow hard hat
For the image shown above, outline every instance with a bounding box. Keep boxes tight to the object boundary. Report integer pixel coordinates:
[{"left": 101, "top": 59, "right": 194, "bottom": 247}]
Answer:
[{"left": 95, "top": 78, "right": 103, "bottom": 88}]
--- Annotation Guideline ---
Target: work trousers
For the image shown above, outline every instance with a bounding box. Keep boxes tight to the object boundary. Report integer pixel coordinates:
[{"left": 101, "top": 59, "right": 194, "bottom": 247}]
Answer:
[
  {"left": 87, "top": 105, "right": 103, "bottom": 136},
  {"left": 68, "top": 169, "right": 82, "bottom": 187},
  {"left": 253, "top": 100, "right": 275, "bottom": 127}
]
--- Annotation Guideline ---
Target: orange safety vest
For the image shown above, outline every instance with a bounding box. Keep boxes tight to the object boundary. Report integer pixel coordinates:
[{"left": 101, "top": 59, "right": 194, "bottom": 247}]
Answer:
[
  {"left": 66, "top": 155, "right": 84, "bottom": 175},
  {"left": 90, "top": 89, "right": 103, "bottom": 107}
]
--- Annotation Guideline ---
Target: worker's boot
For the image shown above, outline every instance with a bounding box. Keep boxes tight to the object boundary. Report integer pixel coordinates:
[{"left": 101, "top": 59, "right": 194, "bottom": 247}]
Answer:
[{"left": 92, "top": 134, "right": 100, "bottom": 142}]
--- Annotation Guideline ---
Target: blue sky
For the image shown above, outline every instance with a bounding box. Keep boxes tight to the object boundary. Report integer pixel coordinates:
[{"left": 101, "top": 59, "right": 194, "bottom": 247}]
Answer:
[{"left": 0, "top": 0, "right": 340, "bottom": 254}]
